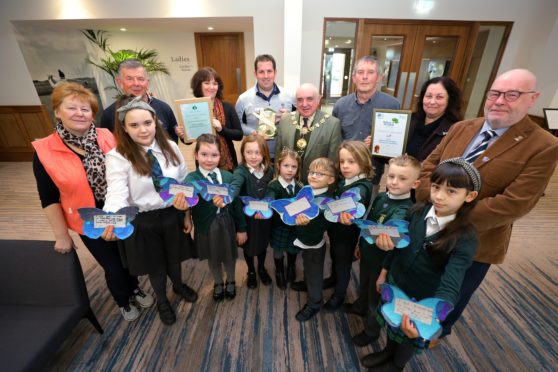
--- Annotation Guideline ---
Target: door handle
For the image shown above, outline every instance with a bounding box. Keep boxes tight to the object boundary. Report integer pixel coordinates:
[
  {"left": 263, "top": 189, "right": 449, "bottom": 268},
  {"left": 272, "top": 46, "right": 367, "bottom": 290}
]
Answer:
[
  {"left": 404, "top": 72, "right": 416, "bottom": 109},
  {"left": 397, "top": 71, "right": 408, "bottom": 104}
]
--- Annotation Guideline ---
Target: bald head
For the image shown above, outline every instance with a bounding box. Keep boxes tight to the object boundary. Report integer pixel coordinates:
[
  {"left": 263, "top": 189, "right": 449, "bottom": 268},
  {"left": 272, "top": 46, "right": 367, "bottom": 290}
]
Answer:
[
  {"left": 296, "top": 83, "right": 321, "bottom": 118},
  {"left": 484, "top": 68, "right": 540, "bottom": 129}
]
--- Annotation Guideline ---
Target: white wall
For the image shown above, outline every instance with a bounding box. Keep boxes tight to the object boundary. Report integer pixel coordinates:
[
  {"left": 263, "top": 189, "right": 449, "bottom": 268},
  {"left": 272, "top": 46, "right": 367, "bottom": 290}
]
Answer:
[{"left": 1, "top": 0, "right": 557, "bottom": 116}]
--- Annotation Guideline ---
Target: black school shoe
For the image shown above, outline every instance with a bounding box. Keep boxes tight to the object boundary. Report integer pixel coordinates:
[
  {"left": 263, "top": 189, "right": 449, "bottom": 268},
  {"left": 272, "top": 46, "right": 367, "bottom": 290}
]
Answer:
[
  {"left": 157, "top": 301, "right": 176, "bottom": 325},
  {"left": 290, "top": 280, "right": 308, "bottom": 292},
  {"left": 213, "top": 283, "right": 225, "bottom": 302},
  {"left": 361, "top": 348, "right": 396, "bottom": 369},
  {"left": 342, "top": 302, "right": 367, "bottom": 317},
  {"left": 322, "top": 295, "right": 344, "bottom": 311},
  {"left": 173, "top": 284, "right": 198, "bottom": 303},
  {"left": 295, "top": 304, "right": 320, "bottom": 321},
  {"left": 225, "top": 281, "right": 236, "bottom": 300},
  {"left": 258, "top": 268, "right": 272, "bottom": 285},
  {"left": 352, "top": 330, "right": 379, "bottom": 347},
  {"left": 247, "top": 271, "right": 258, "bottom": 289}
]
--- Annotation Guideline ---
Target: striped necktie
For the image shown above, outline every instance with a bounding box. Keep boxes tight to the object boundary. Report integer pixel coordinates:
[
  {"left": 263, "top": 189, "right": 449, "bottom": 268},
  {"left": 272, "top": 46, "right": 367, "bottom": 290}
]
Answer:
[
  {"left": 208, "top": 171, "right": 218, "bottom": 184},
  {"left": 464, "top": 130, "right": 497, "bottom": 163},
  {"left": 147, "top": 149, "right": 163, "bottom": 191},
  {"left": 287, "top": 184, "right": 294, "bottom": 196}
]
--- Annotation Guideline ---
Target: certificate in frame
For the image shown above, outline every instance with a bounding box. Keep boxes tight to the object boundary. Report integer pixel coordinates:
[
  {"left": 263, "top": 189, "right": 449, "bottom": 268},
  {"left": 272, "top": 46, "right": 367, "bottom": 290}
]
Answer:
[
  {"left": 370, "top": 109, "right": 412, "bottom": 158},
  {"left": 174, "top": 97, "right": 214, "bottom": 142},
  {"left": 543, "top": 108, "right": 558, "bottom": 130}
]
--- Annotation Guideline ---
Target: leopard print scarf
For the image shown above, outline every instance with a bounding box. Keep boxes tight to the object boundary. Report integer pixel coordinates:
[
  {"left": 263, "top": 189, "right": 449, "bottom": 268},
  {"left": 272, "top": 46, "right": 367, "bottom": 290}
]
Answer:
[{"left": 55, "top": 122, "right": 107, "bottom": 201}]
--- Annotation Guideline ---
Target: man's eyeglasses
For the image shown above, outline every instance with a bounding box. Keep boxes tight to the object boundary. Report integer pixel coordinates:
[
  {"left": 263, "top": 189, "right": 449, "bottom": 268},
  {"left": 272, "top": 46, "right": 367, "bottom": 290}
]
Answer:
[{"left": 485, "top": 90, "right": 535, "bottom": 102}]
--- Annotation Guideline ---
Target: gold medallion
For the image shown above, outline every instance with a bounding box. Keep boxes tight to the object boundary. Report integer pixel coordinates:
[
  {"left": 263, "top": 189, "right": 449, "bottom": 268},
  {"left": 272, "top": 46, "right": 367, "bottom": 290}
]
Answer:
[
  {"left": 300, "top": 127, "right": 309, "bottom": 135},
  {"left": 296, "top": 138, "right": 307, "bottom": 150}
]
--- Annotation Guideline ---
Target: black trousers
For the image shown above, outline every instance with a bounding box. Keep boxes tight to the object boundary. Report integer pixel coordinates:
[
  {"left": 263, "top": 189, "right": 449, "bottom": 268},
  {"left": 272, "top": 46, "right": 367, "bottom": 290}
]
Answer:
[
  {"left": 329, "top": 231, "right": 359, "bottom": 300},
  {"left": 80, "top": 235, "right": 138, "bottom": 307},
  {"left": 441, "top": 261, "right": 491, "bottom": 336},
  {"left": 301, "top": 244, "right": 326, "bottom": 309}
]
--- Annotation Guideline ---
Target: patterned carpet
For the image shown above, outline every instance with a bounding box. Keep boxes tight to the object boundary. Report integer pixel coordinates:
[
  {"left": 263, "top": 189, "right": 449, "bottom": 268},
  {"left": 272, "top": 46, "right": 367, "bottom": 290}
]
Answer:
[{"left": 1, "top": 161, "right": 556, "bottom": 371}]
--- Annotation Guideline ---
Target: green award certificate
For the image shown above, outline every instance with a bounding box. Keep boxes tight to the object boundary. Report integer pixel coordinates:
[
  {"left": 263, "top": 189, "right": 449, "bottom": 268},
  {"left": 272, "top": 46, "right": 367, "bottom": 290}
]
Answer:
[{"left": 175, "top": 97, "right": 214, "bottom": 142}]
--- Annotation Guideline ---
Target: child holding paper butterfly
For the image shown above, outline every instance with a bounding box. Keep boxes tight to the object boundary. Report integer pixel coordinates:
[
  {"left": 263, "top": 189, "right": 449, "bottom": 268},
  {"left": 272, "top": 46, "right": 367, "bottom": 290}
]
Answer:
[
  {"left": 184, "top": 134, "right": 246, "bottom": 302},
  {"left": 225, "top": 134, "right": 274, "bottom": 289},
  {"left": 323, "top": 141, "right": 374, "bottom": 311},
  {"left": 265, "top": 148, "right": 303, "bottom": 289},
  {"left": 293, "top": 157, "right": 337, "bottom": 321},
  {"left": 103, "top": 97, "right": 197, "bottom": 325},
  {"left": 350, "top": 155, "right": 421, "bottom": 347},
  {"left": 359, "top": 158, "right": 480, "bottom": 370}
]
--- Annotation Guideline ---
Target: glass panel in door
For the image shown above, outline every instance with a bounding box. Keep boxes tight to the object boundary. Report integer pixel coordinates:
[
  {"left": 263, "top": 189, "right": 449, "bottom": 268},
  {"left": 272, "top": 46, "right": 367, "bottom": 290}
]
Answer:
[{"left": 370, "top": 36, "right": 404, "bottom": 98}]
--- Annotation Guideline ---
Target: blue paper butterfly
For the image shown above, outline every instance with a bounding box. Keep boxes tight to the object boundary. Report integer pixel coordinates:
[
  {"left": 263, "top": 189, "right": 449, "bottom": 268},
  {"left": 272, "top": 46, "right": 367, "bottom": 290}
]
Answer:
[
  {"left": 379, "top": 283, "right": 453, "bottom": 341},
  {"left": 314, "top": 187, "right": 366, "bottom": 223},
  {"left": 353, "top": 219, "right": 410, "bottom": 248},
  {"left": 78, "top": 206, "right": 139, "bottom": 239},
  {"left": 270, "top": 185, "right": 319, "bottom": 226},
  {"left": 156, "top": 177, "right": 200, "bottom": 207},
  {"left": 194, "top": 181, "right": 236, "bottom": 205},
  {"left": 240, "top": 196, "right": 274, "bottom": 219}
]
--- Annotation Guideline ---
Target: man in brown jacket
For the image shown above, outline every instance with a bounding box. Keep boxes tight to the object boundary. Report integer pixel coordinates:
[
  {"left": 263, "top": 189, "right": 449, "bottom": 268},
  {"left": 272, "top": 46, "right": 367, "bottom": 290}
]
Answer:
[{"left": 416, "top": 69, "right": 558, "bottom": 337}]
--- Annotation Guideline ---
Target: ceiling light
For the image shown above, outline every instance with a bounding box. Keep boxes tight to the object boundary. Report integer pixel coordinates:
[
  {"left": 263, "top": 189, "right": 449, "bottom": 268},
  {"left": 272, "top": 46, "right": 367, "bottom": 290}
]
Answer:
[
  {"left": 345, "top": 39, "right": 352, "bottom": 44},
  {"left": 207, "top": 26, "right": 214, "bottom": 31},
  {"left": 120, "top": 28, "right": 127, "bottom": 31}
]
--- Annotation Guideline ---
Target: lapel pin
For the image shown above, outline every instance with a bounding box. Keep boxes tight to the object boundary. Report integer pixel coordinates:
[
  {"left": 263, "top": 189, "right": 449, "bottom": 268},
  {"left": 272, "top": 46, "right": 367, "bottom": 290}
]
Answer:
[
  {"left": 514, "top": 136, "right": 524, "bottom": 142},
  {"left": 482, "top": 156, "right": 490, "bottom": 162}
]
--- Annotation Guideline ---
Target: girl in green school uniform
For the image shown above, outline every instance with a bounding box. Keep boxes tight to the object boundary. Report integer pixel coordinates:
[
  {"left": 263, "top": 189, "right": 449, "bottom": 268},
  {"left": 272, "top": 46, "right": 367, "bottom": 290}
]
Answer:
[
  {"left": 360, "top": 158, "right": 480, "bottom": 371},
  {"left": 265, "top": 148, "right": 304, "bottom": 289},
  {"left": 183, "top": 134, "right": 246, "bottom": 302}
]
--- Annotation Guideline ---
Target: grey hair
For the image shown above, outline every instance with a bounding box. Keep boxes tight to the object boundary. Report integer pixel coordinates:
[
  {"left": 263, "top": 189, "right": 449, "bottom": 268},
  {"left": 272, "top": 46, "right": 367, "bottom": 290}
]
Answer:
[
  {"left": 352, "top": 55, "right": 383, "bottom": 76},
  {"left": 118, "top": 59, "right": 149, "bottom": 79},
  {"left": 297, "top": 83, "right": 320, "bottom": 97}
]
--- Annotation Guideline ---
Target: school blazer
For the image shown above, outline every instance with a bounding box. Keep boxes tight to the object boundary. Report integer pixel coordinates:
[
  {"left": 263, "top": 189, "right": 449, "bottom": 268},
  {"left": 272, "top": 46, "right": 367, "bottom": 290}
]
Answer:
[
  {"left": 276, "top": 110, "right": 342, "bottom": 182},
  {"left": 417, "top": 115, "right": 558, "bottom": 264}
]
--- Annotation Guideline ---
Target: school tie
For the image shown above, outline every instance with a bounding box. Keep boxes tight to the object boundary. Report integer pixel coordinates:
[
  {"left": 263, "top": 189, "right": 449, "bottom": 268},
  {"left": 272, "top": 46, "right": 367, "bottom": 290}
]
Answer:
[
  {"left": 147, "top": 149, "right": 163, "bottom": 191},
  {"left": 287, "top": 184, "right": 294, "bottom": 196},
  {"left": 208, "top": 171, "right": 218, "bottom": 184},
  {"left": 464, "top": 130, "right": 497, "bottom": 163},
  {"left": 303, "top": 117, "right": 309, "bottom": 128}
]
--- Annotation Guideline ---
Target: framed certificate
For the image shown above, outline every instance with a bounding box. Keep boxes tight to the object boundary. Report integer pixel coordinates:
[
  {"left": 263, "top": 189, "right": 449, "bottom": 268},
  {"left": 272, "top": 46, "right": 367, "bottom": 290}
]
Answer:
[
  {"left": 543, "top": 108, "right": 558, "bottom": 130},
  {"left": 175, "top": 97, "right": 214, "bottom": 142},
  {"left": 371, "top": 109, "right": 412, "bottom": 158}
]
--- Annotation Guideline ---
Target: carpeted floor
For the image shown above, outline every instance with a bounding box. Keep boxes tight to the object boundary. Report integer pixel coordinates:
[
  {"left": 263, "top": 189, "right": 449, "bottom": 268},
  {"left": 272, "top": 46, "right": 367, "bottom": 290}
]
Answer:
[{"left": 1, "top": 159, "right": 556, "bottom": 371}]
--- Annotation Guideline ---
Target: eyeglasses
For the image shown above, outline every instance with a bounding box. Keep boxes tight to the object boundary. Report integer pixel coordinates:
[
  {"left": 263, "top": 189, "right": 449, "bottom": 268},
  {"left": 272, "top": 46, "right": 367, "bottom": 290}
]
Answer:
[
  {"left": 485, "top": 90, "right": 536, "bottom": 102},
  {"left": 308, "top": 171, "right": 332, "bottom": 178}
]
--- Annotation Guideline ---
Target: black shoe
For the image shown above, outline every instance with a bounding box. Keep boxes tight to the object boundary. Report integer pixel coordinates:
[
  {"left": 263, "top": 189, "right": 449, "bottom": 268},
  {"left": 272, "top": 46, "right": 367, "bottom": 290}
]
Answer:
[
  {"left": 225, "top": 281, "right": 236, "bottom": 300},
  {"left": 173, "top": 284, "right": 198, "bottom": 303},
  {"left": 342, "top": 302, "right": 367, "bottom": 317},
  {"left": 361, "top": 348, "right": 395, "bottom": 369},
  {"left": 322, "top": 276, "right": 337, "bottom": 289},
  {"left": 352, "top": 330, "right": 379, "bottom": 347},
  {"left": 367, "top": 361, "right": 401, "bottom": 372},
  {"left": 323, "top": 295, "right": 344, "bottom": 311},
  {"left": 290, "top": 280, "right": 307, "bottom": 292},
  {"left": 213, "top": 283, "right": 225, "bottom": 302},
  {"left": 258, "top": 268, "right": 272, "bottom": 285},
  {"left": 286, "top": 263, "right": 296, "bottom": 283},
  {"left": 247, "top": 271, "right": 257, "bottom": 289},
  {"left": 274, "top": 258, "right": 286, "bottom": 289},
  {"left": 157, "top": 301, "right": 176, "bottom": 325},
  {"left": 295, "top": 304, "right": 320, "bottom": 321}
]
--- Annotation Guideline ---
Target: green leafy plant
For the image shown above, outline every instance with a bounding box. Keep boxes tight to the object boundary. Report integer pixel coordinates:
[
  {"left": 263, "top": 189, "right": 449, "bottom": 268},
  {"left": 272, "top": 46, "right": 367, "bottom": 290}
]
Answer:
[{"left": 82, "top": 29, "right": 169, "bottom": 97}]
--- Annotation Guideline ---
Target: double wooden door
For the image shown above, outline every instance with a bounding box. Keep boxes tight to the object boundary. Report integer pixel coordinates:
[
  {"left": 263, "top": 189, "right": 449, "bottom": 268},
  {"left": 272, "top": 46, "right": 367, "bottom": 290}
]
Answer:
[{"left": 358, "top": 21, "right": 475, "bottom": 110}]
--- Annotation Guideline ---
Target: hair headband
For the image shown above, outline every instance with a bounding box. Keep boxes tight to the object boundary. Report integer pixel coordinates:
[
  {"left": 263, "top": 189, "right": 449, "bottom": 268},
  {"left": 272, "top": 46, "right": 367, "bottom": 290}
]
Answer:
[
  {"left": 439, "top": 157, "right": 482, "bottom": 192},
  {"left": 116, "top": 96, "right": 156, "bottom": 123}
]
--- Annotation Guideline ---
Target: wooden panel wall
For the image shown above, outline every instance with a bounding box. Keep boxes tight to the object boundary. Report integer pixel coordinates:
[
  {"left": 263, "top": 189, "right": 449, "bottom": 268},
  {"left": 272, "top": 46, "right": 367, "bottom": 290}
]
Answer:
[{"left": 0, "top": 105, "right": 52, "bottom": 161}]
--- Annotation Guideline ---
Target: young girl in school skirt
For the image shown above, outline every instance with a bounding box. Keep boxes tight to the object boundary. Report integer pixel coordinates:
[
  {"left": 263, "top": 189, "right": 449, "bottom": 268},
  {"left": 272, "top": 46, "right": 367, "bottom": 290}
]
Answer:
[
  {"left": 265, "top": 148, "right": 303, "bottom": 288},
  {"left": 324, "top": 141, "right": 374, "bottom": 311},
  {"left": 360, "top": 158, "right": 480, "bottom": 371},
  {"left": 103, "top": 97, "right": 197, "bottom": 326},
  {"left": 184, "top": 134, "right": 246, "bottom": 301},
  {"left": 227, "top": 134, "right": 274, "bottom": 289}
]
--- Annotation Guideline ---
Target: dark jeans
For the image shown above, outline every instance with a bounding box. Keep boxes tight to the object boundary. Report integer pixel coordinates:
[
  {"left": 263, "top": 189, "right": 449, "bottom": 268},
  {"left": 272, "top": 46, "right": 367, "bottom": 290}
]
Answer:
[
  {"left": 80, "top": 235, "right": 138, "bottom": 307},
  {"left": 441, "top": 261, "right": 491, "bottom": 336},
  {"left": 302, "top": 244, "right": 326, "bottom": 309}
]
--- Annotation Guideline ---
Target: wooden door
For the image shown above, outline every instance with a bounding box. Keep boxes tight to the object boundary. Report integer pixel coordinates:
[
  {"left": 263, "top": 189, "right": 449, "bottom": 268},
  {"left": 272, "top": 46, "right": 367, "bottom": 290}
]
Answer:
[
  {"left": 195, "top": 33, "right": 246, "bottom": 104},
  {"left": 360, "top": 21, "right": 475, "bottom": 110}
]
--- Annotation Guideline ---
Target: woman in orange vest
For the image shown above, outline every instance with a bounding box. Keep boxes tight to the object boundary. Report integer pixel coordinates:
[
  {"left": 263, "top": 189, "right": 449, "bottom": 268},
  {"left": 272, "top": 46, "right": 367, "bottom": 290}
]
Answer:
[{"left": 32, "top": 82, "right": 153, "bottom": 322}]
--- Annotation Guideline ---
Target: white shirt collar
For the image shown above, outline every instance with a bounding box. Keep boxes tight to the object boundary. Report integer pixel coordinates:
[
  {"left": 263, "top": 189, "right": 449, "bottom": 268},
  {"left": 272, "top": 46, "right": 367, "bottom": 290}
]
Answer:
[
  {"left": 142, "top": 139, "right": 160, "bottom": 153},
  {"left": 424, "top": 206, "right": 456, "bottom": 236},
  {"left": 278, "top": 176, "right": 295, "bottom": 189},
  {"left": 299, "top": 113, "right": 316, "bottom": 126},
  {"left": 345, "top": 174, "right": 366, "bottom": 186},
  {"left": 199, "top": 166, "right": 222, "bottom": 183},
  {"left": 388, "top": 192, "right": 411, "bottom": 200},
  {"left": 312, "top": 186, "right": 329, "bottom": 196}
]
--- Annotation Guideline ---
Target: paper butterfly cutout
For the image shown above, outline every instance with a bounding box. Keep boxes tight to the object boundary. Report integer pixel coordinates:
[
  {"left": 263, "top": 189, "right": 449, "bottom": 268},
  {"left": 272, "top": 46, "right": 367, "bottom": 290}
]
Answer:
[
  {"left": 314, "top": 187, "right": 366, "bottom": 223},
  {"left": 78, "top": 206, "right": 139, "bottom": 239},
  {"left": 240, "top": 196, "right": 274, "bottom": 219},
  {"left": 269, "top": 185, "right": 319, "bottom": 226},
  {"left": 194, "top": 181, "right": 236, "bottom": 206},
  {"left": 353, "top": 219, "right": 410, "bottom": 248},
  {"left": 155, "top": 177, "right": 200, "bottom": 207},
  {"left": 379, "top": 283, "right": 453, "bottom": 341}
]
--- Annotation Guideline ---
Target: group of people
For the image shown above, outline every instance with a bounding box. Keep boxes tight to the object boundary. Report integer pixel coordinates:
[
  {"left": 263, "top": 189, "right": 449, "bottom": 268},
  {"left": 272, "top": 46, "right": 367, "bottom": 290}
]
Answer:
[{"left": 32, "top": 52, "right": 558, "bottom": 371}]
